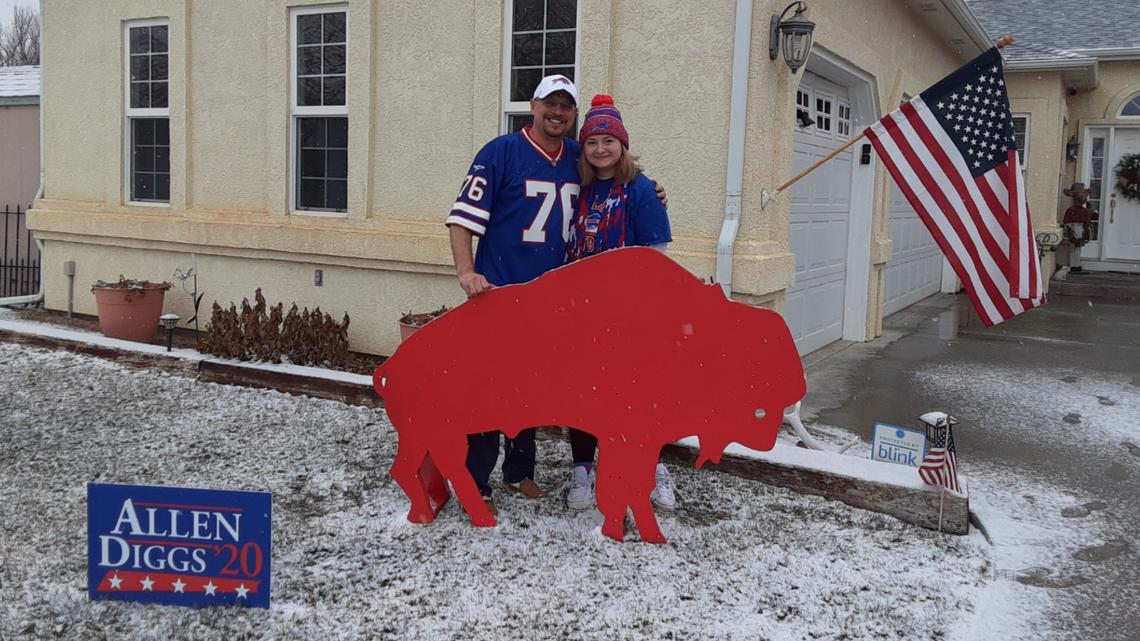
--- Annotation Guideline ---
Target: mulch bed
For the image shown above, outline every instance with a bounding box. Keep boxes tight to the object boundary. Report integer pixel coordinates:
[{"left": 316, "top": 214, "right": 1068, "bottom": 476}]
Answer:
[{"left": 9, "top": 306, "right": 387, "bottom": 376}]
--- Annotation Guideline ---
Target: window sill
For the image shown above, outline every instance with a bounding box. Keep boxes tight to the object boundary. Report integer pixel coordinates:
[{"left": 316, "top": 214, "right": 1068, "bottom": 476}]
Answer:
[
  {"left": 291, "top": 209, "right": 349, "bottom": 219},
  {"left": 125, "top": 201, "right": 171, "bottom": 209}
]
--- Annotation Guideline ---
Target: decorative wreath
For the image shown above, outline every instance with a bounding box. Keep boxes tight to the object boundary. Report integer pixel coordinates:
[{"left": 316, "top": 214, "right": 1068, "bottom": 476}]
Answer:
[
  {"left": 1063, "top": 222, "right": 1090, "bottom": 248},
  {"left": 1115, "top": 152, "right": 1140, "bottom": 203}
]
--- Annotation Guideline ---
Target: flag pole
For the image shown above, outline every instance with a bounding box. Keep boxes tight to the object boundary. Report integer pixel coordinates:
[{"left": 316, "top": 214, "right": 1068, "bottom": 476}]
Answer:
[
  {"left": 760, "top": 35, "right": 1016, "bottom": 209},
  {"left": 937, "top": 486, "right": 946, "bottom": 533}
]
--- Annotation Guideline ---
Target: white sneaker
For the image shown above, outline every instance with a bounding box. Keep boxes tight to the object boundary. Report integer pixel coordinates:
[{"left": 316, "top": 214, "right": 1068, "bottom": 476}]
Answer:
[
  {"left": 566, "top": 465, "right": 593, "bottom": 510},
  {"left": 650, "top": 463, "right": 677, "bottom": 510}
]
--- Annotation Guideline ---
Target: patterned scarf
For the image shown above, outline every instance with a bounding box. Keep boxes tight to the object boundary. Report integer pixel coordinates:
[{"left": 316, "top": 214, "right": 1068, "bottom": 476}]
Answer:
[{"left": 567, "top": 179, "right": 629, "bottom": 263}]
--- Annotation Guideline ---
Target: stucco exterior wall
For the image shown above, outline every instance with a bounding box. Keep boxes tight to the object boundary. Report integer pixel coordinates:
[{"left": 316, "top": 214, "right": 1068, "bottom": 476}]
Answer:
[
  {"left": 0, "top": 103, "right": 39, "bottom": 208},
  {"left": 1005, "top": 71, "right": 1068, "bottom": 286},
  {"left": 1005, "top": 61, "right": 1140, "bottom": 280},
  {"left": 1067, "top": 60, "right": 1140, "bottom": 126},
  {"left": 1005, "top": 71, "right": 1068, "bottom": 229},
  {"left": 31, "top": 0, "right": 970, "bottom": 355}
]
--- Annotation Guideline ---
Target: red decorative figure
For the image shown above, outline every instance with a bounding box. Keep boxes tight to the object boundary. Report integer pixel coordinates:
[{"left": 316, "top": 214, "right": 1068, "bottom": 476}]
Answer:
[{"left": 374, "top": 248, "right": 806, "bottom": 543}]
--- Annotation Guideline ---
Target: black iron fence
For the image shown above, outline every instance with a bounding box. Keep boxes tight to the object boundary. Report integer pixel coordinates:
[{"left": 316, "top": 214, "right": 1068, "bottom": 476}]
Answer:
[{"left": 2, "top": 203, "right": 40, "bottom": 298}]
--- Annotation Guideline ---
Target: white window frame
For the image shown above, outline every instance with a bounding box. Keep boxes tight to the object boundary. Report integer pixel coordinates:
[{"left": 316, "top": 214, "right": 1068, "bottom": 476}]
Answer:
[
  {"left": 289, "top": 4, "right": 349, "bottom": 217},
  {"left": 1011, "top": 113, "right": 1030, "bottom": 170},
  {"left": 836, "top": 100, "right": 852, "bottom": 139},
  {"left": 814, "top": 90, "right": 834, "bottom": 136},
  {"left": 500, "top": 0, "right": 582, "bottom": 134},
  {"left": 1080, "top": 126, "right": 1110, "bottom": 248},
  {"left": 123, "top": 17, "right": 171, "bottom": 207},
  {"left": 1118, "top": 93, "right": 1140, "bottom": 118}
]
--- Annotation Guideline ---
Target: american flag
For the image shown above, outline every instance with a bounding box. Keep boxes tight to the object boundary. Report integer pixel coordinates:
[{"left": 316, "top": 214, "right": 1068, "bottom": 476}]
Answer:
[
  {"left": 865, "top": 47, "right": 1043, "bottom": 326},
  {"left": 919, "top": 424, "right": 960, "bottom": 494}
]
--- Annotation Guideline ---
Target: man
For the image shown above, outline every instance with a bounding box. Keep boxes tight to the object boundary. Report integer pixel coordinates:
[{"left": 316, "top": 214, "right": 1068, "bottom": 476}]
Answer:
[
  {"left": 446, "top": 75, "right": 665, "bottom": 515},
  {"left": 446, "top": 75, "right": 582, "bottom": 514}
]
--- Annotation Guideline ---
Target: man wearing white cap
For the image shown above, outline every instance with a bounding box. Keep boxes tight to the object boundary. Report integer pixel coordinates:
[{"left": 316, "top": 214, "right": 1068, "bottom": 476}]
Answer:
[
  {"left": 445, "top": 74, "right": 582, "bottom": 514},
  {"left": 445, "top": 75, "right": 664, "bottom": 517}
]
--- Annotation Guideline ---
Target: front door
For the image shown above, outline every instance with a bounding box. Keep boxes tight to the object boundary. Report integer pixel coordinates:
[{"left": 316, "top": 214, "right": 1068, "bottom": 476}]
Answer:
[{"left": 1105, "top": 128, "right": 1140, "bottom": 261}]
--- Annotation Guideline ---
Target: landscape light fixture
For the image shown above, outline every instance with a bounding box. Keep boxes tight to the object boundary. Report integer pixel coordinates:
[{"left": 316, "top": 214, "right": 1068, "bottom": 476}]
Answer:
[
  {"left": 769, "top": 2, "right": 816, "bottom": 74},
  {"left": 159, "top": 313, "right": 181, "bottom": 352}
]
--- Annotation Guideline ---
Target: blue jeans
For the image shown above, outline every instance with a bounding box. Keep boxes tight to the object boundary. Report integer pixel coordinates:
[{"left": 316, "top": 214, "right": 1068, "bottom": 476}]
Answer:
[{"left": 465, "top": 428, "right": 537, "bottom": 497}]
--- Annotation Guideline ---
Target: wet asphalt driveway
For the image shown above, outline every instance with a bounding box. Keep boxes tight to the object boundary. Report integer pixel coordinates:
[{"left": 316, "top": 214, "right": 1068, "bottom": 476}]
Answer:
[{"left": 801, "top": 292, "right": 1140, "bottom": 641}]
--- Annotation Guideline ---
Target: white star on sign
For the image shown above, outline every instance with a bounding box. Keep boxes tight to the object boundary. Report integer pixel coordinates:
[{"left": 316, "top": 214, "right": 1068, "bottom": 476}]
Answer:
[
  {"left": 109, "top": 573, "right": 122, "bottom": 590},
  {"left": 172, "top": 578, "right": 186, "bottom": 594},
  {"left": 974, "top": 161, "right": 981, "bottom": 167},
  {"left": 987, "top": 153, "right": 994, "bottom": 160},
  {"left": 965, "top": 84, "right": 974, "bottom": 91},
  {"left": 140, "top": 576, "right": 155, "bottom": 591},
  {"left": 992, "top": 66, "right": 999, "bottom": 73},
  {"left": 203, "top": 581, "right": 218, "bottom": 596},
  {"left": 234, "top": 584, "right": 250, "bottom": 599}
]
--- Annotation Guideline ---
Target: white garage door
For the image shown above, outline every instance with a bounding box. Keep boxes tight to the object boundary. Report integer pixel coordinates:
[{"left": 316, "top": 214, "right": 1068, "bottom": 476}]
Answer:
[
  {"left": 883, "top": 182, "right": 942, "bottom": 316},
  {"left": 785, "top": 72, "right": 853, "bottom": 355}
]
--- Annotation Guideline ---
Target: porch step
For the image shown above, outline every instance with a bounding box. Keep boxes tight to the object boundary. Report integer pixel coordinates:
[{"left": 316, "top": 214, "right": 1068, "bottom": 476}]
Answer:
[{"left": 1052, "top": 271, "right": 1140, "bottom": 303}]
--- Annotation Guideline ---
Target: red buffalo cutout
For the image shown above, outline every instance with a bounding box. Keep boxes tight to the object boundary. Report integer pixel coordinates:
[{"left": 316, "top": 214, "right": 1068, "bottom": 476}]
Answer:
[{"left": 374, "top": 247, "right": 805, "bottom": 543}]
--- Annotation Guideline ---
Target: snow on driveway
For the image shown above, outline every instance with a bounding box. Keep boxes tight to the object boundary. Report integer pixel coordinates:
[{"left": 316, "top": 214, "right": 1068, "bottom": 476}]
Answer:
[{"left": 1, "top": 342, "right": 1008, "bottom": 641}]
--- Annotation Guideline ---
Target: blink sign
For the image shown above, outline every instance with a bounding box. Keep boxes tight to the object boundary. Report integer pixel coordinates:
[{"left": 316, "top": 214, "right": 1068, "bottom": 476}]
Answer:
[
  {"left": 87, "top": 483, "right": 271, "bottom": 608},
  {"left": 871, "top": 422, "right": 927, "bottom": 468}
]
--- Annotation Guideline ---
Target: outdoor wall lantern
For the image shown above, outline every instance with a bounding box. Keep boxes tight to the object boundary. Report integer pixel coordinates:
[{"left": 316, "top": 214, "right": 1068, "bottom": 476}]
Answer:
[
  {"left": 769, "top": 2, "right": 816, "bottom": 74},
  {"left": 1066, "top": 135, "right": 1080, "bottom": 161},
  {"left": 159, "top": 313, "right": 181, "bottom": 352}
]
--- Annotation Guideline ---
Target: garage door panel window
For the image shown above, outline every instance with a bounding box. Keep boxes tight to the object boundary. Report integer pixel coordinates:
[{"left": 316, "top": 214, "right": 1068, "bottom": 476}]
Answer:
[{"left": 815, "top": 94, "right": 833, "bottom": 133}]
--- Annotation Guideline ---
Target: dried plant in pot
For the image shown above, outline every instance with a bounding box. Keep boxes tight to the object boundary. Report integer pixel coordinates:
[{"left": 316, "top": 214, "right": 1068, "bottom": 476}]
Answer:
[
  {"left": 398, "top": 305, "right": 451, "bottom": 342},
  {"left": 91, "top": 276, "right": 173, "bottom": 342}
]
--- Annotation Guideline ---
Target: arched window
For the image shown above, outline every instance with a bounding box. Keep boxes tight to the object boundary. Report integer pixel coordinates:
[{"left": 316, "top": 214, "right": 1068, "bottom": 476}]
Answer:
[{"left": 1120, "top": 93, "right": 1140, "bottom": 117}]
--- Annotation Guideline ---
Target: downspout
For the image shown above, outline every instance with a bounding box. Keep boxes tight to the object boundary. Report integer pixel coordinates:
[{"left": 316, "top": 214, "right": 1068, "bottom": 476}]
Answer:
[
  {"left": 714, "top": 0, "right": 753, "bottom": 299},
  {"left": 0, "top": 0, "right": 45, "bottom": 308}
]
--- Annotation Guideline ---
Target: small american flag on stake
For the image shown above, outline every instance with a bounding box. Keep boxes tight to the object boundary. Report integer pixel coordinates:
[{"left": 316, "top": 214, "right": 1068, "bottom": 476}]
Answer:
[
  {"left": 919, "top": 420, "right": 960, "bottom": 494},
  {"left": 865, "top": 46, "right": 1042, "bottom": 326}
]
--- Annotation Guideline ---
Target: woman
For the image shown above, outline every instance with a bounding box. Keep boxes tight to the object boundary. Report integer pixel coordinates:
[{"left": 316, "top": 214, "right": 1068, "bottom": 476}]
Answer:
[{"left": 564, "top": 94, "right": 676, "bottom": 512}]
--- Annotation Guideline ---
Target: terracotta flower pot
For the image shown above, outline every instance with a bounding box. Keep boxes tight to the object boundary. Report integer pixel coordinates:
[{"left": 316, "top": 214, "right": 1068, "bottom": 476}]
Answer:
[
  {"left": 93, "top": 282, "right": 171, "bottom": 342},
  {"left": 397, "top": 306, "right": 451, "bottom": 343},
  {"left": 398, "top": 321, "right": 420, "bottom": 342}
]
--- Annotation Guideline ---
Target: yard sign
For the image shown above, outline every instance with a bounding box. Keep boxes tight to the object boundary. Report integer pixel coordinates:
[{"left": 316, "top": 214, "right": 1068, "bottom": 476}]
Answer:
[
  {"left": 87, "top": 483, "right": 271, "bottom": 608},
  {"left": 871, "top": 422, "right": 928, "bottom": 468}
]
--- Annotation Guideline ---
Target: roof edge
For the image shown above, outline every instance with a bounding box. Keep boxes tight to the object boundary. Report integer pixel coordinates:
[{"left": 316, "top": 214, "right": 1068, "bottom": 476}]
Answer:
[
  {"left": 941, "top": 0, "right": 994, "bottom": 54},
  {"left": 1005, "top": 57, "right": 1100, "bottom": 91},
  {"left": 1006, "top": 56, "right": 1098, "bottom": 71},
  {"left": 1069, "top": 47, "right": 1140, "bottom": 62}
]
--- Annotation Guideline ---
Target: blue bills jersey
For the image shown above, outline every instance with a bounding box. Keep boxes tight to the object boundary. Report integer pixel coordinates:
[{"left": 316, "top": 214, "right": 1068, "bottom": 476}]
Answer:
[
  {"left": 568, "top": 173, "right": 671, "bottom": 261},
  {"left": 446, "top": 129, "right": 581, "bottom": 286}
]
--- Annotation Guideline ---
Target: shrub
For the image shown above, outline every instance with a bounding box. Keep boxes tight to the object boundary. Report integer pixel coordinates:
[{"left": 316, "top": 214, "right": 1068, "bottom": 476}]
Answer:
[{"left": 201, "top": 289, "right": 350, "bottom": 368}]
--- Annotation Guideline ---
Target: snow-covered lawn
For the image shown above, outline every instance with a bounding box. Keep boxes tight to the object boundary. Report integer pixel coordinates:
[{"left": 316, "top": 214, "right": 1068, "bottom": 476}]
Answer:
[{"left": 0, "top": 342, "right": 1030, "bottom": 640}]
